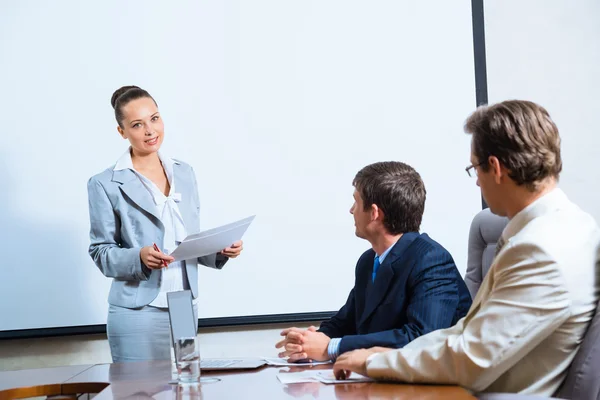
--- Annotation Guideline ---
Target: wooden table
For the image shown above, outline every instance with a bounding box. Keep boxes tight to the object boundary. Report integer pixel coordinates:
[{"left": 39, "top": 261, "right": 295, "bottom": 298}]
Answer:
[
  {"left": 0, "top": 364, "right": 95, "bottom": 399},
  {"left": 0, "top": 361, "right": 476, "bottom": 399}
]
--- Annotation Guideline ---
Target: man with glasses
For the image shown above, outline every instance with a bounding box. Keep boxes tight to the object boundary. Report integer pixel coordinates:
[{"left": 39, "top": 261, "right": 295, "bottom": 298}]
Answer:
[
  {"left": 465, "top": 161, "right": 486, "bottom": 178},
  {"left": 333, "top": 100, "right": 600, "bottom": 396}
]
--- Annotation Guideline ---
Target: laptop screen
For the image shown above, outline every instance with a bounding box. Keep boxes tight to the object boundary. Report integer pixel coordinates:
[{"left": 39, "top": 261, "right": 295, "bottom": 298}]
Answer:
[{"left": 166, "top": 290, "right": 197, "bottom": 357}]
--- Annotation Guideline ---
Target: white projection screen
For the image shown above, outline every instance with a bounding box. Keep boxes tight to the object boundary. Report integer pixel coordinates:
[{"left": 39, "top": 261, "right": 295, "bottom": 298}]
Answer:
[{"left": 0, "top": 0, "right": 481, "bottom": 333}]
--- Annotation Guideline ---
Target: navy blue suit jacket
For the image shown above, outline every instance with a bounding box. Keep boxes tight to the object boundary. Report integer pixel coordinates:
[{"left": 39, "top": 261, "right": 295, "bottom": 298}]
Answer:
[{"left": 319, "top": 232, "right": 472, "bottom": 355}]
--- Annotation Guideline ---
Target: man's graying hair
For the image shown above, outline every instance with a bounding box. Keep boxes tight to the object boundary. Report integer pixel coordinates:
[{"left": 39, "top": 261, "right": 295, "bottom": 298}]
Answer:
[{"left": 465, "top": 100, "right": 562, "bottom": 191}]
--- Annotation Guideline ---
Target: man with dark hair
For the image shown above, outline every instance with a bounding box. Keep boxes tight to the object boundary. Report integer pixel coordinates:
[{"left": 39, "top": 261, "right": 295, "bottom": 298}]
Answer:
[
  {"left": 275, "top": 161, "right": 472, "bottom": 362},
  {"left": 333, "top": 101, "right": 600, "bottom": 396}
]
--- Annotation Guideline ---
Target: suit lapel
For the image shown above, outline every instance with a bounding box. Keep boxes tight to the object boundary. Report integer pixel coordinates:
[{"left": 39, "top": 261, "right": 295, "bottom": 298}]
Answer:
[
  {"left": 359, "top": 258, "right": 394, "bottom": 328},
  {"left": 358, "top": 232, "right": 420, "bottom": 327},
  {"left": 113, "top": 169, "right": 162, "bottom": 224}
]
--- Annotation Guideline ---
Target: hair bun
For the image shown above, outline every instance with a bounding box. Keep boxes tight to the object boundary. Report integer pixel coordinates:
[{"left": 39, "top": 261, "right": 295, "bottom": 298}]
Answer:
[{"left": 111, "top": 85, "right": 141, "bottom": 109}]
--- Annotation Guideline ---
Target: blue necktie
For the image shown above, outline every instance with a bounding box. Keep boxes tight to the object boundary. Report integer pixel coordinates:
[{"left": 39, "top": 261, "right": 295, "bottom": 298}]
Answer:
[{"left": 372, "top": 256, "right": 380, "bottom": 283}]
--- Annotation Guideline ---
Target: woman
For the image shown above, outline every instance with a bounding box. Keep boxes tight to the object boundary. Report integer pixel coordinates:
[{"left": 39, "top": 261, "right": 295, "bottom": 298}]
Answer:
[{"left": 88, "top": 85, "right": 243, "bottom": 362}]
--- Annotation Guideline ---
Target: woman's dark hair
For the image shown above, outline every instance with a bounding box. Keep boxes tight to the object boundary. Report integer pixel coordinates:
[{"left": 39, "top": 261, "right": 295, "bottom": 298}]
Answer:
[{"left": 111, "top": 85, "right": 157, "bottom": 127}]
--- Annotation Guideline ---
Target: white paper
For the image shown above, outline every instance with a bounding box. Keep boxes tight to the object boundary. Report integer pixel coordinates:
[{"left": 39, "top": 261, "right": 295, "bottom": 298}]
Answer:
[
  {"left": 276, "top": 370, "right": 372, "bottom": 385},
  {"left": 315, "top": 371, "right": 373, "bottom": 384},
  {"left": 185, "top": 215, "right": 255, "bottom": 240},
  {"left": 264, "top": 357, "right": 332, "bottom": 367},
  {"left": 169, "top": 215, "right": 255, "bottom": 261},
  {"left": 277, "top": 371, "right": 320, "bottom": 384}
]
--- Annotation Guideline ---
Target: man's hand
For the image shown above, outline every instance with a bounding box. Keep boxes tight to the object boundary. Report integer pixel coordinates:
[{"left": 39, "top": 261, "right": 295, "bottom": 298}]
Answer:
[
  {"left": 275, "top": 326, "right": 319, "bottom": 361},
  {"left": 285, "top": 329, "right": 331, "bottom": 362},
  {"left": 333, "top": 347, "right": 391, "bottom": 380}
]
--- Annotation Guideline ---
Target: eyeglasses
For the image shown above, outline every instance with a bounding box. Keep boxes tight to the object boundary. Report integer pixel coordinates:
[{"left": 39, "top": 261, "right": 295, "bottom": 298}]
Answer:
[{"left": 465, "top": 161, "right": 486, "bottom": 178}]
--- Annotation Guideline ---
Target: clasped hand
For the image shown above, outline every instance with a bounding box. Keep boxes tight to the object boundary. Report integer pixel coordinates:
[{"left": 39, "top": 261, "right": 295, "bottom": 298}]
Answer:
[{"left": 275, "top": 326, "right": 331, "bottom": 362}]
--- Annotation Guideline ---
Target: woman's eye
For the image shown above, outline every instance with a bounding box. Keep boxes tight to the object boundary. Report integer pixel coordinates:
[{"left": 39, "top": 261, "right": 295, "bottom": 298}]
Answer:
[
  {"left": 152, "top": 116, "right": 159, "bottom": 122},
  {"left": 132, "top": 123, "right": 141, "bottom": 128}
]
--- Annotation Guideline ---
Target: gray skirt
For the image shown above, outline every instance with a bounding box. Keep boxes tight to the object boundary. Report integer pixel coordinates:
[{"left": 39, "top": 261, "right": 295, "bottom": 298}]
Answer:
[{"left": 107, "top": 304, "right": 198, "bottom": 363}]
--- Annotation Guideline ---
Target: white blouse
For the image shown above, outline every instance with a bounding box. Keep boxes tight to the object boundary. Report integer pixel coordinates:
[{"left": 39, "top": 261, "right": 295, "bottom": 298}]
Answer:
[{"left": 113, "top": 148, "right": 188, "bottom": 308}]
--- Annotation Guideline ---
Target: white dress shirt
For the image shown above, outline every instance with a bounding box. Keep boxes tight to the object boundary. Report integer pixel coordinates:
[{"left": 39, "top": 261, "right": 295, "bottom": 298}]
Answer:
[
  {"left": 113, "top": 148, "right": 189, "bottom": 308},
  {"left": 365, "top": 188, "right": 600, "bottom": 396}
]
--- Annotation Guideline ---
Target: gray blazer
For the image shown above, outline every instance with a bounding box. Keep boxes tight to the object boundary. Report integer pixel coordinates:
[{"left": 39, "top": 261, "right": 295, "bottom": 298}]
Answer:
[{"left": 87, "top": 159, "right": 225, "bottom": 309}]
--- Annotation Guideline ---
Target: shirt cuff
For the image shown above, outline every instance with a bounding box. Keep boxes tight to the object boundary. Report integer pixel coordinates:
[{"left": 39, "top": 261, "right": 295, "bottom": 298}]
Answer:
[{"left": 327, "top": 338, "right": 342, "bottom": 361}]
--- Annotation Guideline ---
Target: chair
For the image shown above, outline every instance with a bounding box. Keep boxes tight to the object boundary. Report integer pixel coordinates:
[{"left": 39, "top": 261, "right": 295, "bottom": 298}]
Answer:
[
  {"left": 553, "top": 301, "right": 600, "bottom": 400},
  {"left": 478, "top": 303, "right": 600, "bottom": 400},
  {"left": 465, "top": 208, "right": 509, "bottom": 298}
]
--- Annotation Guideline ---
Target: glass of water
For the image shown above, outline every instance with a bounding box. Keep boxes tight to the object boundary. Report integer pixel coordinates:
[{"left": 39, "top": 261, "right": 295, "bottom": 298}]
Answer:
[
  {"left": 175, "top": 383, "right": 203, "bottom": 399},
  {"left": 175, "top": 337, "right": 200, "bottom": 383}
]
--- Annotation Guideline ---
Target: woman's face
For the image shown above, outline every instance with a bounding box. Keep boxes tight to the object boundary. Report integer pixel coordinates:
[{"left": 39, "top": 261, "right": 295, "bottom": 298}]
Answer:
[{"left": 117, "top": 97, "right": 165, "bottom": 156}]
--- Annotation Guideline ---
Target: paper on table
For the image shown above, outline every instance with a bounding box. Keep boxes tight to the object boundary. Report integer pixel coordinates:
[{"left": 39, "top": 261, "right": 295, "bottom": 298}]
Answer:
[
  {"left": 263, "top": 357, "right": 332, "bottom": 367},
  {"left": 276, "top": 371, "right": 320, "bottom": 384},
  {"left": 169, "top": 215, "right": 255, "bottom": 261},
  {"left": 276, "top": 370, "right": 372, "bottom": 384},
  {"left": 315, "top": 371, "right": 373, "bottom": 384}
]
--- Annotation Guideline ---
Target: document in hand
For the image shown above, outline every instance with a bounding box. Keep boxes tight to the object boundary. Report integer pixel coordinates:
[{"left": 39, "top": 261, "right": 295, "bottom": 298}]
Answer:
[{"left": 168, "top": 215, "right": 255, "bottom": 261}]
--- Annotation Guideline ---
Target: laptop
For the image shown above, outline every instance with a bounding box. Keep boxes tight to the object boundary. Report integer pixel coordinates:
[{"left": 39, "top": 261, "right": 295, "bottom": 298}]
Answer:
[{"left": 166, "top": 290, "right": 267, "bottom": 371}]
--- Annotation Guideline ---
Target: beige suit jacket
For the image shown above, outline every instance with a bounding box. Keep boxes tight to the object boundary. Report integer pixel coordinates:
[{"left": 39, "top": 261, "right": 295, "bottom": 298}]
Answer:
[{"left": 366, "top": 189, "right": 600, "bottom": 396}]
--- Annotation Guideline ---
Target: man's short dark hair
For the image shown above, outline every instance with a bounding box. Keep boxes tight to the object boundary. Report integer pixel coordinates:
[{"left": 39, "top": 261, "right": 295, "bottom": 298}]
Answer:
[
  {"left": 465, "top": 100, "right": 562, "bottom": 191},
  {"left": 353, "top": 161, "right": 426, "bottom": 235}
]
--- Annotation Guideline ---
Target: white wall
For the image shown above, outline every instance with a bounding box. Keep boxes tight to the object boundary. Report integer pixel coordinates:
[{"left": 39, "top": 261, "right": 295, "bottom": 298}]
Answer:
[
  {"left": 484, "top": 0, "right": 600, "bottom": 224},
  {"left": 0, "top": 0, "right": 480, "bottom": 332}
]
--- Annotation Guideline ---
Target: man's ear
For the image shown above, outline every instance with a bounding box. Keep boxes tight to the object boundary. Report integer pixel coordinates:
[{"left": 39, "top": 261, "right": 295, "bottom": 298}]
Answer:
[
  {"left": 488, "top": 155, "right": 505, "bottom": 184},
  {"left": 371, "top": 203, "right": 383, "bottom": 222},
  {"left": 117, "top": 125, "right": 126, "bottom": 139}
]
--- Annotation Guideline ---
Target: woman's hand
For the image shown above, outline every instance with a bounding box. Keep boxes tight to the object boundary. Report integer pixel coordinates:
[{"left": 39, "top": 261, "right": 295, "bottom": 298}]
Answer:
[
  {"left": 220, "top": 240, "right": 244, "bottom": 258},
  {"left": 140, "top": 246, "right": 174, "bottom": 269}
]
